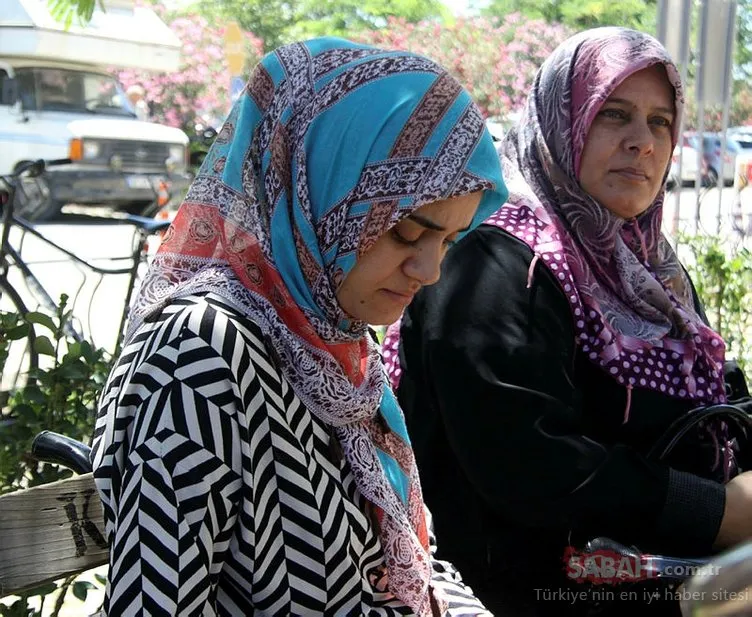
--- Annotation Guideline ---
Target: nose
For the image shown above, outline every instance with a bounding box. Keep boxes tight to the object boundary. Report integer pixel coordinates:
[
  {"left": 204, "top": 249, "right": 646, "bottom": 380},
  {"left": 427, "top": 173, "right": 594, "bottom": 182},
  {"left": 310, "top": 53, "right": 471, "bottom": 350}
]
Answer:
[
  {"left": 402, "top": 243, "right": 443, "bottom": 287},
  {"left": 625, "top": 120, "right": 655, "bottom": 156}
]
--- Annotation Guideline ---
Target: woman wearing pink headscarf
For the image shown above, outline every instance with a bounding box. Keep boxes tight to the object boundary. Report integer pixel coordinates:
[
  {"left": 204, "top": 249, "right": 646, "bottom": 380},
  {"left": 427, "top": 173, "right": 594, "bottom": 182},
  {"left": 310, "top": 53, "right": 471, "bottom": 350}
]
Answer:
[{"left": 383, "top": 27, "right": 752, "bottom": 616}]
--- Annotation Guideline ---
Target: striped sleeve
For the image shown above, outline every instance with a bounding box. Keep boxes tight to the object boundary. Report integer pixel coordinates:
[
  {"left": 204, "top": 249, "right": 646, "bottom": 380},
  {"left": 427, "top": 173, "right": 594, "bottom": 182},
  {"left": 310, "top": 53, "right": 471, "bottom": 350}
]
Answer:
[{"left": 97, "top": 305, "right": 244, "bottom": 616}]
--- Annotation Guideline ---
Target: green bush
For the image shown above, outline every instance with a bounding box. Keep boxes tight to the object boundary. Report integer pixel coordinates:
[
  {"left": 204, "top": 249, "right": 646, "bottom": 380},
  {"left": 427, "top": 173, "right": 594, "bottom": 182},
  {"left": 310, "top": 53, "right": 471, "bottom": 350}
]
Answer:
[
  {"left": 680, "top": 234, "right": 752, "bottom": 374},
  {"left": 0, "top": 294, "right": 112, "bottom": 616}
]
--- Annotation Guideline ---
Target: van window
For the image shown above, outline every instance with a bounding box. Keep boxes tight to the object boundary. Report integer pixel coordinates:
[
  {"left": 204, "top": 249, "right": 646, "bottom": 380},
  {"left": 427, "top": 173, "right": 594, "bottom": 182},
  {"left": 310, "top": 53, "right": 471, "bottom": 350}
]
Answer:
[
  {"left": 16, "top": 70, "right": 37, "bottom": 110},
  {"left": 14, "top": 68, "right": 135, "bottom": 117}
]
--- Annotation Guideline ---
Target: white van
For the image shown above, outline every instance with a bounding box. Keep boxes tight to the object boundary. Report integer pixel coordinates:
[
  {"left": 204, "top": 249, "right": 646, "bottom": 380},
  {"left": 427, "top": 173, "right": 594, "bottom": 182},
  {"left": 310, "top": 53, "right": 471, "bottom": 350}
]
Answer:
[{"left": 0, "top": 0, "right": 191, "bottom": 219}]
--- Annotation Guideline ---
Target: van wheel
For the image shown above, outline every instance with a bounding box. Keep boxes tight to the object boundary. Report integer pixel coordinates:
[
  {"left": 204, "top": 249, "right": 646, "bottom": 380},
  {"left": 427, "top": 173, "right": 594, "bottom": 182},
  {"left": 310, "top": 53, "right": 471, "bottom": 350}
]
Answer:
[{"left": 12, "top": 169, "right": 62, "bottom": 221}]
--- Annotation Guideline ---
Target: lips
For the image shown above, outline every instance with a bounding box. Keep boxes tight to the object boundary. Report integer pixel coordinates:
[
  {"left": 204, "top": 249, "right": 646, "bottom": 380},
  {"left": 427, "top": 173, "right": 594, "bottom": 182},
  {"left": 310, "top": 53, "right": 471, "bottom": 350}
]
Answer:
[
  {"left": 612, "top": 167, "right": 649, "bottom": 181},
  {"left": 382, "top": 289, "right": 416, "bottom": 303}
]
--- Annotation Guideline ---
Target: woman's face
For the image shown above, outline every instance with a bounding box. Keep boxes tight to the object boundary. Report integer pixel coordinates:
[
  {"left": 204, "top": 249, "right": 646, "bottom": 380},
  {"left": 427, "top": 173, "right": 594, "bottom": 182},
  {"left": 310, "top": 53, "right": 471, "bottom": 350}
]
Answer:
[
  {"left": 336, "top": 191, "right": 482, "bottom": 325},
  {"left": 579, "top": 64, "right": 675, "bottom": 220}
]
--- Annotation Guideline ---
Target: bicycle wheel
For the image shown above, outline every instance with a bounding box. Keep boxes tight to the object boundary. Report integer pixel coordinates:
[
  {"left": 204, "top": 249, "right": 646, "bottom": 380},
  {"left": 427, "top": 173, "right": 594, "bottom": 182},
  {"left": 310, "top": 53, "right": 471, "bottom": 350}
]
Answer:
[{"left": 0, "top": 278, "right": 38, "bottom": 403}]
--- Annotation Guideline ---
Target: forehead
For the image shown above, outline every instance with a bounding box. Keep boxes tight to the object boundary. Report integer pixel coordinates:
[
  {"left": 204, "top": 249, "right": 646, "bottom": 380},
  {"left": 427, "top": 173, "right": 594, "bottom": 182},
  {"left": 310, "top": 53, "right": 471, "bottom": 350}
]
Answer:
[{"left": 607, "top": 65, "right": 674, "bottom": 110}]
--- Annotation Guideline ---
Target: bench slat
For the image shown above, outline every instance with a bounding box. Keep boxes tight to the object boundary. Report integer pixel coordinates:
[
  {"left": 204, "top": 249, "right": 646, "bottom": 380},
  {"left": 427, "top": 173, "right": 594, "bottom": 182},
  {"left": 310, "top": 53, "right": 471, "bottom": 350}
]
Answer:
[{"left": 0, "top": 473, "right": 108, "bottom": 597}]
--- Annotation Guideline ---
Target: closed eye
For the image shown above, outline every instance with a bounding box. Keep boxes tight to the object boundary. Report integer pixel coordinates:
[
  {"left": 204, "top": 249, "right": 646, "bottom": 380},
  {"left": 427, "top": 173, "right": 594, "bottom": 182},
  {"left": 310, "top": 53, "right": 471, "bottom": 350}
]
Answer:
[{"left": 391, "top": 228, "right": 418, "bottom": 246}]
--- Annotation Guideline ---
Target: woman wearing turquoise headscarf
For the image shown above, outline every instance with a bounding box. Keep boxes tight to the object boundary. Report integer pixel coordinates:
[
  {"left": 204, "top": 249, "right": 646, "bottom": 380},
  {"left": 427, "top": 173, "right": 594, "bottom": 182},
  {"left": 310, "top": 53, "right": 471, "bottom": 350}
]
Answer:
[{"left": 90, "top": 37, "right": 507, "bottom": 616}]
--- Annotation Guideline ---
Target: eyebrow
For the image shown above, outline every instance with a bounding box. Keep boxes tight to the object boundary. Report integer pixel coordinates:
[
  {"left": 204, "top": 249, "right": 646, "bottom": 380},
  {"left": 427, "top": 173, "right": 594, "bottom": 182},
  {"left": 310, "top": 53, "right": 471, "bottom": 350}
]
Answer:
[
  {"left": 408, "top": 213, "right": 471, "bottom": 233},
  {"left": 605, "top": 97, "right": 675, "bottom": 116}
]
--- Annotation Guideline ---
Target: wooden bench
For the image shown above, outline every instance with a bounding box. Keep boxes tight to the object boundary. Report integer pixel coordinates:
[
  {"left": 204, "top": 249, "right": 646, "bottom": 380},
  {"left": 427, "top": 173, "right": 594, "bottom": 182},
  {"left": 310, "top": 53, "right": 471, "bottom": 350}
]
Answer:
[{"left": 0, "top": 473, "right": 108, "bottom": 598}]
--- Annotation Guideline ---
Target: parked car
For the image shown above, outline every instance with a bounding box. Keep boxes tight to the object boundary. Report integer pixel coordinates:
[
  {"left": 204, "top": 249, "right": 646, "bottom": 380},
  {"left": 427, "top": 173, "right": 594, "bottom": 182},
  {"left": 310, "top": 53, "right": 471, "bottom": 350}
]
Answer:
[
  {"left": 667, "top": 142, "right": 703, "bottom": 189},
  {"left": 0, "top": 0, "right": 191, "bottom": 220},
  {"left": 686, "top": 132, "right": 740, "bottom": 186}
]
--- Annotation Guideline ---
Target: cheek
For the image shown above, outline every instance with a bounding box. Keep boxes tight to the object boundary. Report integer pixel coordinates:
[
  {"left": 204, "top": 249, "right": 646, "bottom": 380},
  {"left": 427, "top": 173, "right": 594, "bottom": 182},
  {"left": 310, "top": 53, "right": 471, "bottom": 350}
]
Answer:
[{"left": 346, "top": 244, "right": 404, "bottom": 297}]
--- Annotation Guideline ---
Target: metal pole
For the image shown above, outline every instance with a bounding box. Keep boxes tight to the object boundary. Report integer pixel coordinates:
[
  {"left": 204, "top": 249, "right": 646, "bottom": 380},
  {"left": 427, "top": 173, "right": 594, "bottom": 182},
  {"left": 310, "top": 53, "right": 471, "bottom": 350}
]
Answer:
[
  {"left": 695, "top": 0, "right": 709, "bottom": 235},
  {"left": 657, "top": 0, "right": 669, "bottom": 43},
  {"left": 673, "top": 0, "right": 692, "bottom": 240},
  {"left": 716, "top": 0, "right": 738, "bottom": 235}
]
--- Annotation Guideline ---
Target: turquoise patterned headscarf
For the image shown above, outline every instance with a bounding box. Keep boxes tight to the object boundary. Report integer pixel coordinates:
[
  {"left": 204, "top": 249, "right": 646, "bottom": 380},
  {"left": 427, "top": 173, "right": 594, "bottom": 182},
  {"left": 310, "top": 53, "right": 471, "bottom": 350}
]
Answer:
[{"left": 128, "top": 36, "right": 507, "bottom": 615}]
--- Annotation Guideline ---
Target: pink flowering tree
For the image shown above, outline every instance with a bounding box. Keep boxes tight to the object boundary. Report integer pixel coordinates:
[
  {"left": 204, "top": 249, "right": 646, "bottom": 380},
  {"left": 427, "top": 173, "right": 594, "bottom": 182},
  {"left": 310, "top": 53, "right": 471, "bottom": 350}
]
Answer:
[
  {"left": 356, "top": 14, "right": 571, "bottom": 119},
  {"left": 115, "top": 14, "right": 264, "bottom": 132}
]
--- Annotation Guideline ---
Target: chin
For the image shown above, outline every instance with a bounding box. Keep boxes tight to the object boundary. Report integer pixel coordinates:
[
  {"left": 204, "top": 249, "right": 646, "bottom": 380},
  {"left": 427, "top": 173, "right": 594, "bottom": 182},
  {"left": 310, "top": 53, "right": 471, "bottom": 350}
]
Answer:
[
  {"left": 606, "top": 200, "right": 653, "bottom": 220},
  {"left": 364, "top": 309, "right": 403, "bottom": 327}
]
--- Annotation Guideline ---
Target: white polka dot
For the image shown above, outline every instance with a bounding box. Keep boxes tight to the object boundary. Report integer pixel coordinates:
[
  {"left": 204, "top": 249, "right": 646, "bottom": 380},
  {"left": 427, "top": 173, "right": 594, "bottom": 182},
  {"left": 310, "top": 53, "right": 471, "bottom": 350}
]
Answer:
[
  {"left": 577, "top": 320, "right": 585, "bottom": 328},
  {"left": 679, "top": 389, "right": 686, "bottom": 397},
  {"left": 551, "top": 263, "right": 558, "bottom": 270},
  {"left": 698, "top": 390, "right": 704, "bottom": 397},
  {"left": 574, "top": 308, "right": 581, "bottom": 316},
  {"left": 623, "top": 361, "right": 630, "bottom": 368},
  {"left": 645, "top": 368, "right": 651, "bottom": 376},
  {"left": 635, "top": 366, "right": 641, "bottom": 374},
  {"left": 650, "top": 381, "right": 656, "bottom": 387},
  {"left": 660, "top": 384, "right": 666, "bottom": 391},
  {"left": 610, "top": 367, "right": 618, "bottom": 374},
  {"left": 640, "top": 378, "right": 647, "bottom": 386},
  {"left": 565, "top": 284, "right": 572, "bottom": 292}
]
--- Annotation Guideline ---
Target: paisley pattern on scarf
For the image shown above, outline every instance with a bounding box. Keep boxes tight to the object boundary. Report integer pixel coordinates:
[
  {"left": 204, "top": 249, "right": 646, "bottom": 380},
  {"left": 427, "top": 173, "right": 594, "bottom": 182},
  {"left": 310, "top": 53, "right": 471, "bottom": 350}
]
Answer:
[{"left": 125, "top": 37, "right": 507, "bottom": 616}]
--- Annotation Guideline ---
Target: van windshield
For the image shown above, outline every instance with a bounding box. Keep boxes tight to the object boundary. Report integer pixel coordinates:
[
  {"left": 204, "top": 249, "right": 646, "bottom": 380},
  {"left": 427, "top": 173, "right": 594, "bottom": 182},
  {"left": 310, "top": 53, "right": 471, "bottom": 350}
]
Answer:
[{"left": 16, "top": 68, "right": 137, "bottom": 117}]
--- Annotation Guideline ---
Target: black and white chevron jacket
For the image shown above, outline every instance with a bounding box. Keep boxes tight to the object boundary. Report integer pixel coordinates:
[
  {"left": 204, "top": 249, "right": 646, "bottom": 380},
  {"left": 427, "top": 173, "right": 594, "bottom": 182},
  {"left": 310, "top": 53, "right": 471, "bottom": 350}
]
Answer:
[{"left": 91, "top": 293, "right": 490, "bottom": 616}]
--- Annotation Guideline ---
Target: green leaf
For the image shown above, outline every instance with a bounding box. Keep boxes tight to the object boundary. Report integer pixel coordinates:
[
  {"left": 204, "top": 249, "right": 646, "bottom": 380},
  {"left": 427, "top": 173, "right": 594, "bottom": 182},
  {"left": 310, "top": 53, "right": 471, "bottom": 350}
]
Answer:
[
  {"left": 6, "top": 323, "right": 30, "bottom": 341},
  {"left": 24, "top": 582, "right": 58, "bottom": 596},
  {"left": 11, "top": 403, "right": 36, "bottom": 423},
  {"left": 66, "top": 341, "right": 82, "bottom": 360},
  {"left": 33, "top": 336, "right": 56, "bottom": 357},
  {"left": 72, "top": 580, "right": 95, "bottom": 601},
  {"left": 23, "top": 387, "right": 47, "bottom": 405},
  {"left": 80, "top": 340, "right": 94, "bottom": 363},
  {"left": 58, "top": 360, "right": 89, "bottom": 379},
  {"left": 25, "top": 312, "right": 57, "bottom": 334},
  {"left": 94, "top": 573, "right": 107, "bottom": 585}
]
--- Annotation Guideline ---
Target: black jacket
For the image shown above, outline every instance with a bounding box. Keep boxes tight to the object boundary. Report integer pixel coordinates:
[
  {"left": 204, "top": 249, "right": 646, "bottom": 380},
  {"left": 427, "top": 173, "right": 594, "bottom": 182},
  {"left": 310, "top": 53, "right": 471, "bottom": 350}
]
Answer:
[{"left": 396, "top": 225, "right": 729, "bottom": 616}]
